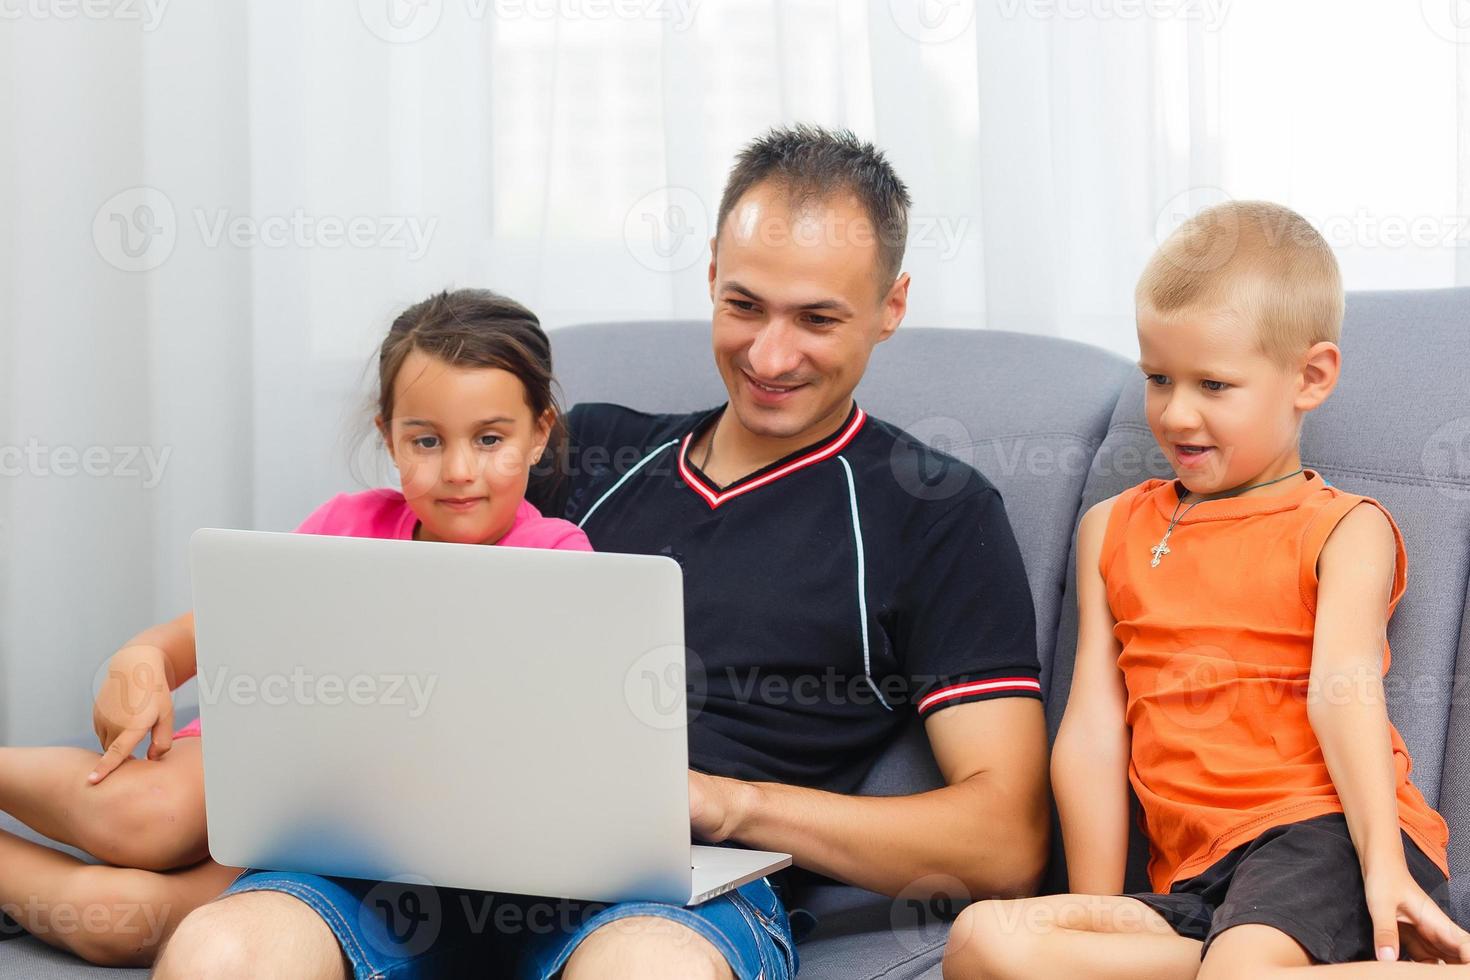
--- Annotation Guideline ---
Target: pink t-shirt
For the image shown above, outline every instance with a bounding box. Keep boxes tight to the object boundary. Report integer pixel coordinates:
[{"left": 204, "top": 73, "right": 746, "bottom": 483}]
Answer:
[
  {"left": 293, "top": 488, "right": 592, "bottom": 551},
  {"left": 174, "top": 489, "right": 589, "bottom": 739}
]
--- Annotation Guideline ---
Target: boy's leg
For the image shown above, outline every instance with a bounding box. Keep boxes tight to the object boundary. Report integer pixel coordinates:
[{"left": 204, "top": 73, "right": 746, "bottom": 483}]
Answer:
[
  {"left": 1191, "top": 815, "right": 1465, "bottom": 975},
  {"left": 1198, "top": 923, "right": 1470, "bottom": 978},
  {"left": 942, "top": 893, "right": 1203, "bottom": 980},
  {"left": 0, "top": 740, "right": 209, "bottom": 870},
  {"left": 0, "top": 827, "right": 238, "bottom": 966}
]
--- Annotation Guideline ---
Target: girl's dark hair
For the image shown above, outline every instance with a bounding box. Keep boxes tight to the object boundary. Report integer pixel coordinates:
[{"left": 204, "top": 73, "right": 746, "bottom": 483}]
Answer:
[{"left": 376, "top": 289, "right": 566, "bottom": 494}]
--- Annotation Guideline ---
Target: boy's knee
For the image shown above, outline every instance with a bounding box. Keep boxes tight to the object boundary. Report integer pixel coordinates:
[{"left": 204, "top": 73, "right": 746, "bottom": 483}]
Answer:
[
  {"left": 562, "top": 915, "right": 734, "bottom": 980},
  {"left": 943, "top": 900, "right": 1035, "bottom": 980},
  {"left": 154, "top": 891, "right": 346, "bottom": 980}
]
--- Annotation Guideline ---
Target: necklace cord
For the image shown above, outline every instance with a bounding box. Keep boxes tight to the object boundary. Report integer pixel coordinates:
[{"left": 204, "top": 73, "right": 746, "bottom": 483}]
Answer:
[{"left": 1152, "top": 467, "right": 1308, "bottom": 567}]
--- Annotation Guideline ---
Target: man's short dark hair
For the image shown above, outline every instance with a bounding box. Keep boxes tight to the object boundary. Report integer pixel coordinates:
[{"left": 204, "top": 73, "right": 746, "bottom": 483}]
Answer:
[{"left": 715, "top": 124, "right": 912, "bottom": 288}]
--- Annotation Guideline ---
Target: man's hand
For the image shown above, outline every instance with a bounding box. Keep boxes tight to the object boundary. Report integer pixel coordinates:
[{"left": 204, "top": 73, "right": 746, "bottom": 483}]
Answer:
[
  {"left": 1365, "top": 863, "right": 1470, "bottom": 963},
  {"left": 688, "top": 770, "right": 757, "bottom": 843}
]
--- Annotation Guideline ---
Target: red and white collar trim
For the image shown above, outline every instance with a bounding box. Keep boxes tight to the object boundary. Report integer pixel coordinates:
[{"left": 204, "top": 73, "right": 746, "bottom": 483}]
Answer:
[{"left": 678, "top": 407, "right": 868, "bottom": 510}]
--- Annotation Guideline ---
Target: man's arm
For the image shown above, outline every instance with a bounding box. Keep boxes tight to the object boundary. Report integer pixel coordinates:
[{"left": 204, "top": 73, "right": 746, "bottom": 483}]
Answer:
[
  {"left": 690, "top": 694, "right": 1049, "bottom": 900},
  {"left": 1051, "top": 497, "right": 1132, "bottom": 894}
]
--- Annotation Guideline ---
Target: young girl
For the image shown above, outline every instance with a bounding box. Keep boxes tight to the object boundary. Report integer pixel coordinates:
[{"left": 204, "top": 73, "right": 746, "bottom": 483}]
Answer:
[
  {"left": 0, "top": 288, "right": 589, "bottom": 966},
  {"left": 944, "top": 202, "right": 1470, "bottom": 977}
]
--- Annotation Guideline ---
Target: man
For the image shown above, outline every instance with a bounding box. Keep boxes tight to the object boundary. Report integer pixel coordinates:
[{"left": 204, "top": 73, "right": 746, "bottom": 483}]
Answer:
[{"left": 154, "top": 125, "right": 1050, "bottom": 980}]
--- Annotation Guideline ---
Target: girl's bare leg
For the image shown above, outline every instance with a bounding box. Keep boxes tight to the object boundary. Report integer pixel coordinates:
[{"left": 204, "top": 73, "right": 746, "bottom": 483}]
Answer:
[
  {"left": 0, "top": 827, "right": 240, "bottom": 967},
  {"left": 943, "top": 893, "right": 1203, "bottom": 980},
  {"left": 0, "top": 739, "right": 208, "bottom": 870}
]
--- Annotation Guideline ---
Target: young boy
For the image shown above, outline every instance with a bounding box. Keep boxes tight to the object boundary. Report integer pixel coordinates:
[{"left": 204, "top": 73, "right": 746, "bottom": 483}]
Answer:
[{"left": 943, "top": 201, "right": 1470, "bottom": 977}]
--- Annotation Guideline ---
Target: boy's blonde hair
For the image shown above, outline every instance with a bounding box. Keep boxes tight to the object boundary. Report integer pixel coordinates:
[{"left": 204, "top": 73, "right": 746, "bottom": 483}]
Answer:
[{"left": 1136, "top": 200, "right": 1344, "bottom": 363}]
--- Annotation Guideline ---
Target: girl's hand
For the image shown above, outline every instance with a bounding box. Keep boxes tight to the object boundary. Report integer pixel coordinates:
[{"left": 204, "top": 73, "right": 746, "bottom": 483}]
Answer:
[
  {"left": 1365, "top": 862, "right": 1470, "bottom": 963},
  {"left": 88, "top": 643, "right": 176, "bottom": 783}
]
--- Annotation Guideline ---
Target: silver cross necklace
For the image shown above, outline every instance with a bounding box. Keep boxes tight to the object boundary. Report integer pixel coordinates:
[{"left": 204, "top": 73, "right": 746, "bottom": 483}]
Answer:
[{"left": 1150, "top": 468, "right": 1307, "bottom": 568}]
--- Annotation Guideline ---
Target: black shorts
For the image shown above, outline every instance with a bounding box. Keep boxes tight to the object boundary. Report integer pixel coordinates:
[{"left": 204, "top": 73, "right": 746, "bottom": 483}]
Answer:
[{"left": 1127, "top": 813, "right": 1450, "bottom": 963}]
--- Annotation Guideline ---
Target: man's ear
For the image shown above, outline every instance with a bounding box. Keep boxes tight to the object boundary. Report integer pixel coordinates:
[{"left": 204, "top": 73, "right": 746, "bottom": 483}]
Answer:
[
  {"left": 1295, "top": 341, "right": 1341, "bottom": 412},
  {"left": 707, "top": 237, "right": 719, "bottom": 303},
  {"left": 878, "top": 272, "right": 910, "bottom": 344}
]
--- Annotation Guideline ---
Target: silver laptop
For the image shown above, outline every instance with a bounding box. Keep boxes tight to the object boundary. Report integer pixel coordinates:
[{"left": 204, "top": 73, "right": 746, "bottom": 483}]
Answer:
[{"left": 189, "top": 527, "right": 790, "bottom": 906}]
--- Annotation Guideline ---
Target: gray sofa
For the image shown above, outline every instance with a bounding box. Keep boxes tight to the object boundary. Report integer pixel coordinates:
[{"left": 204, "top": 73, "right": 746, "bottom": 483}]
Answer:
[{"left": 4, "top": 287, "right": 1467, "bottom": 978}]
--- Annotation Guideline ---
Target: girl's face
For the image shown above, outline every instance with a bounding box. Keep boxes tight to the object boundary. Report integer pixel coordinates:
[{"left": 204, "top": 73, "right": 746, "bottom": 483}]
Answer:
[{"left": 378, "top": 349, "right": 551, "bottom": 545}]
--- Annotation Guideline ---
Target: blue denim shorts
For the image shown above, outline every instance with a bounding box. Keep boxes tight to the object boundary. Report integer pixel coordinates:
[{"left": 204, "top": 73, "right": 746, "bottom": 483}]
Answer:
[{"left": 221, "top": 869, "right": 798, "bottom": 979}]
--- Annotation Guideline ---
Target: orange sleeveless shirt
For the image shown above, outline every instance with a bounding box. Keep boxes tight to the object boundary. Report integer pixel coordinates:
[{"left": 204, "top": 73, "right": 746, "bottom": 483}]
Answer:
[{"left": 1100, "top": 471, "right": 1449, "bottom": 891}]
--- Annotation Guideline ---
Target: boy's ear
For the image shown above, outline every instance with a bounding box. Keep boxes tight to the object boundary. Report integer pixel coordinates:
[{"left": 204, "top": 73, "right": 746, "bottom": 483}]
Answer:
[{"left": 1295, "top": 341, "right": 1341, "bottom": 412}]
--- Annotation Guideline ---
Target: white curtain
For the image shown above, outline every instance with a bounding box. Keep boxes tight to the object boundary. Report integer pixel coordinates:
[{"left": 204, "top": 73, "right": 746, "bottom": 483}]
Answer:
[{"left": 2, "top": 0, "right": 1465, "bottom": 744}]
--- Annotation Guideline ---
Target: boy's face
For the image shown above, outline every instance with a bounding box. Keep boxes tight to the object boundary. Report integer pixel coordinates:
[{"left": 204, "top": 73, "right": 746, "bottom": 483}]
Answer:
[{"left": 1136, "top": 305, "right": 1313, "bottom": 496}]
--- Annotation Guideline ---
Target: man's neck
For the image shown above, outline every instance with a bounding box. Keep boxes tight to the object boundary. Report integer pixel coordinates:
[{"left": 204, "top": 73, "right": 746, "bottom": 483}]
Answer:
[{"left": 695, "top": 400, "right": 854, "bottom": 488}]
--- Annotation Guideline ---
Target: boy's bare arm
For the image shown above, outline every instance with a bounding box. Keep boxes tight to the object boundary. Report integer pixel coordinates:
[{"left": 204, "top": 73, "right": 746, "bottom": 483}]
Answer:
[
  {"left": 1052, "top": 496, "right": 1133, "bottom": 895},
  {"left": 1310, "top": 502, "right": 1470, "bottom": 962}
]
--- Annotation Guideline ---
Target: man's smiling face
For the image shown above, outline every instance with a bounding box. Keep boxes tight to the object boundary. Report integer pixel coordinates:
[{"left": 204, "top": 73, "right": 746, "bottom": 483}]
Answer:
[{"left": 707, "top": 181, "right": 909, "bottom": 445}]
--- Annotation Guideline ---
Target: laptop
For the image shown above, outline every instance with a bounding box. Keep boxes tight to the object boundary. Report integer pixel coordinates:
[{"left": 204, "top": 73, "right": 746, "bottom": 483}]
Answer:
[{"left": 189, "top": 527, "right": 790, "bottom": 906}]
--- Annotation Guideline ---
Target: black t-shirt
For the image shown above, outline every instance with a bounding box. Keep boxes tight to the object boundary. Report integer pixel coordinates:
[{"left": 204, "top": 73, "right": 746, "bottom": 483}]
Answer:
[{"left": 532, "top": 401, "right": 1040, "bottom": 794}]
